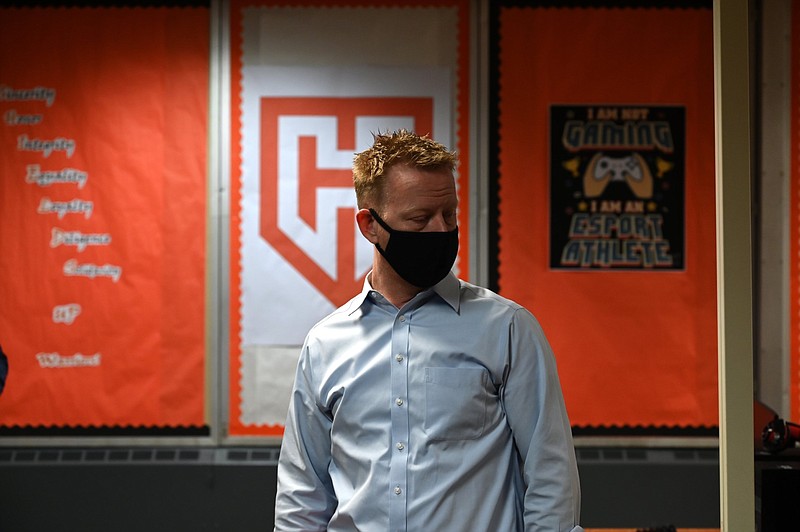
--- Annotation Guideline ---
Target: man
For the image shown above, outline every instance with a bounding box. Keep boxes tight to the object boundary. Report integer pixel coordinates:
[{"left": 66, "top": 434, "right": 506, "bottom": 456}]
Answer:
[{"left": 275, "top": 130, "right": 583, "bottom": 531}]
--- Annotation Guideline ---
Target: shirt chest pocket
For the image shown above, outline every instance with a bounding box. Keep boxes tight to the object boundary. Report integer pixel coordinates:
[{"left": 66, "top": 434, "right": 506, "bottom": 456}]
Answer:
[{"left": 424, "top": 367, "right": 489, "bottom": 441}]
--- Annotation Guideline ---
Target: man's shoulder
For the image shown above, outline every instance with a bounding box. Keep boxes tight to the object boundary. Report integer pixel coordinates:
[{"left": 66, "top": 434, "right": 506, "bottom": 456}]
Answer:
[
  {"left": 454, "top": 279, "right": 547, "bottom": 338},
  {"left": 456, "top": 278, "right": 526, "bottom": 313},
  {"left": 306, "top": 290, "right": 366, "bottom": 334}
]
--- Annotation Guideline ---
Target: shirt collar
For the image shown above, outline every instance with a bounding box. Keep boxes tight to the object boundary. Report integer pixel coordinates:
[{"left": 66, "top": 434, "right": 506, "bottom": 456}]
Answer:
[
  {"left": 348, "top": 272, "right": 461, "bottom": 315},
  {"left": 432, "top": 272, "right": 461, "bottom": 312}
]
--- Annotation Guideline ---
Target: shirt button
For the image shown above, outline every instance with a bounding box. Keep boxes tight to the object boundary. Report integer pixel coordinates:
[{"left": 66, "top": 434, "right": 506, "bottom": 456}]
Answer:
[
  {"left": 394, "top": 486, "right": 402, "bottom": 495},
  {"left": 396, "top": 442, "right": 405, "bottom": 451},
  {"left": 395, "top": 398, "right": 404, "bottom": 407},
  {"left": 395, "top": 354, "right": 404, "bottom": 362},
  {"left": 398, "top": 315, "right": 406, "bottom": 322}
]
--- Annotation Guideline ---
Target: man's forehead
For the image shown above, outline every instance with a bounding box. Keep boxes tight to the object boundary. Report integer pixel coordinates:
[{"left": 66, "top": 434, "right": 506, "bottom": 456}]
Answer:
[{"left": 385, "top": 165, "right": 454, "bottom": 187}]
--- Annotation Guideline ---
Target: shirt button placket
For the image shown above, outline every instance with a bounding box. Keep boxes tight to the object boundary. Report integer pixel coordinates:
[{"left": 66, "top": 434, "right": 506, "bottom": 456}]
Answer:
[{"left": 389, "top": 310, "right": 410, "bottom": 531}]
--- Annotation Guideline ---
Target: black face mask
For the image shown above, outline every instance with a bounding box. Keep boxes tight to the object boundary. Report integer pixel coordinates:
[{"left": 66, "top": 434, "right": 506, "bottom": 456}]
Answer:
[{"left": 369, "top": 209, "right": 459, "bottom": 288}]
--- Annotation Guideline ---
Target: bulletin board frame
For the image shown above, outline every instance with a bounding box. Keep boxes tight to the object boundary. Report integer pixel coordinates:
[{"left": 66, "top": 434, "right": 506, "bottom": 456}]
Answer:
[
  {"left": 225, "top": 0, "right": 473, "bottom": 439},
  {"left": 0, "top": 1, "right": 215, "bottom": 444},
  {"left": 488, "top": 0, "right": 719, "bottom": 436}
]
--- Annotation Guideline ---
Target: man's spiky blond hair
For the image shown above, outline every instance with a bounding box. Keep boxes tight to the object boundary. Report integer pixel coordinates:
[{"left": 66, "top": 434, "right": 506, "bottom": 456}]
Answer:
[{"left": 353, "top": 130, "right": 457, "bottom": 209}]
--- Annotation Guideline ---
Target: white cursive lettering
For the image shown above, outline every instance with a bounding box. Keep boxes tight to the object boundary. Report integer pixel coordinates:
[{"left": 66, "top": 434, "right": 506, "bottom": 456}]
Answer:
[
  {"left": 0, "top": 84, "right": 56, "bottom": 106},
  {"left": 36, "top": 352, "right": 101, "bottom": 368},
  {"left": 26, "top": 165, "right": 88, "bottom": 189},
  {"left": 63, "top": 259, "right": 122, "bottom": 282},
  {"left": 51, "top": 228, "right": 111, "bottom": 252},
  {"left": 4, "top": 109, "right": 43, "bottom": 125},
  {"left": 52, "top": 303, "right": 82, "bottom": 325},
  {"left": 17, "top": 134, "right": 76, "bottom": 158},
  {"left": 37, "top": 198, "right": 93, "bottom": 219}
]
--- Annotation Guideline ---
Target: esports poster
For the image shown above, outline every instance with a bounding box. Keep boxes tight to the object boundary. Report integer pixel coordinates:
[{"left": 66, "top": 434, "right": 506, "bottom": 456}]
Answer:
[{"left": 549, "top": 104, "right": 685, "bottom": 270}]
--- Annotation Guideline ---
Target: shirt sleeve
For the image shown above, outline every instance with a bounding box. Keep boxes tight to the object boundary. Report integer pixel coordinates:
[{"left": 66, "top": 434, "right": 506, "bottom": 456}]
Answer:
[
  {"left": 274, "top": 340, "right": 337, "bottom": 531},
  {"left": 502, "top": 308, "right": 583, "bottom": 532}
]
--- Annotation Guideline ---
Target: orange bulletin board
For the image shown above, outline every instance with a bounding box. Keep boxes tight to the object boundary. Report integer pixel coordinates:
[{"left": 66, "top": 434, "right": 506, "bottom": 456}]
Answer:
[
  {"left": 0, "top": 7, "right": 209, "bottom": 430},
  {"left": 494, "top": 3, "right": 717, "bottom": 429}
]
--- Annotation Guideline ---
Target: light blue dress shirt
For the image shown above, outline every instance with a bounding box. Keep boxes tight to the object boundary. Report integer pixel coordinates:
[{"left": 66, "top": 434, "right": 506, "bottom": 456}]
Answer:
[{"left": 275, "top": 272, "right": 583, "bottom": 532}]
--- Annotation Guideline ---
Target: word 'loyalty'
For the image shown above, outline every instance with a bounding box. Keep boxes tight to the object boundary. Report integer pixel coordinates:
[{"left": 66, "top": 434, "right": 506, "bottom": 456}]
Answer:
[
  {"left": 53, "top": 303, "right": 82, "bottom": 325},
  {"left": 51, "top": 228, "right": 111, "bottom": 252},
  {"left": 0, "top": 84, "right": 56, "bottom": 106},
  {"left": 4, "top": 109, "right": 43, "bottom": 125},
  {"left": 36, "top": 352, "right": 101, "bottom": 368},
  {"left": 18, "top": 134, "right": 76, "bottom": 158},
  {"left": 38, "top": 197, "right": 93, "bottom": 219},
  {"left": 27, "top": 164, "right": 88, "bottom": 188},
  {"left": 63, "top": 259, "right": 122, "bottom": 282}
]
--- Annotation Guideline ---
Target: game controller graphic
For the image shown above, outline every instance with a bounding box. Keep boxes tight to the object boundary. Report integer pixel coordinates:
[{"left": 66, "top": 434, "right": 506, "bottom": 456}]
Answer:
[{"left": 583, "top": 152, "right": 653, "bottom": 199}]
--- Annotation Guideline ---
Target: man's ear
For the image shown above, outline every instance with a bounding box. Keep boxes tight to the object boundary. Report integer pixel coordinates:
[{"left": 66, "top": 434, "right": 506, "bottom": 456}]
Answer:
[{"left": 356, "top": 208, "right": 379, "bottom": 244}]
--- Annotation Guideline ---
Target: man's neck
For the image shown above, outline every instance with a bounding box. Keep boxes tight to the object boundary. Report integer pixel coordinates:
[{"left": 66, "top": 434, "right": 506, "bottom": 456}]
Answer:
[{"left": 369, "top": 260, "right": 423, "bottom": 309}]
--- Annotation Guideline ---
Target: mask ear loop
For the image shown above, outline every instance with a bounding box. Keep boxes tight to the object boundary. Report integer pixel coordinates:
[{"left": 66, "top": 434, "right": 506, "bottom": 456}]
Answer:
[
  {"left": 367, "top": 208, "right": 393, "bottom": 258},
  {"left": 368, "top": 209, "right": 393, "bottom": 233}
]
